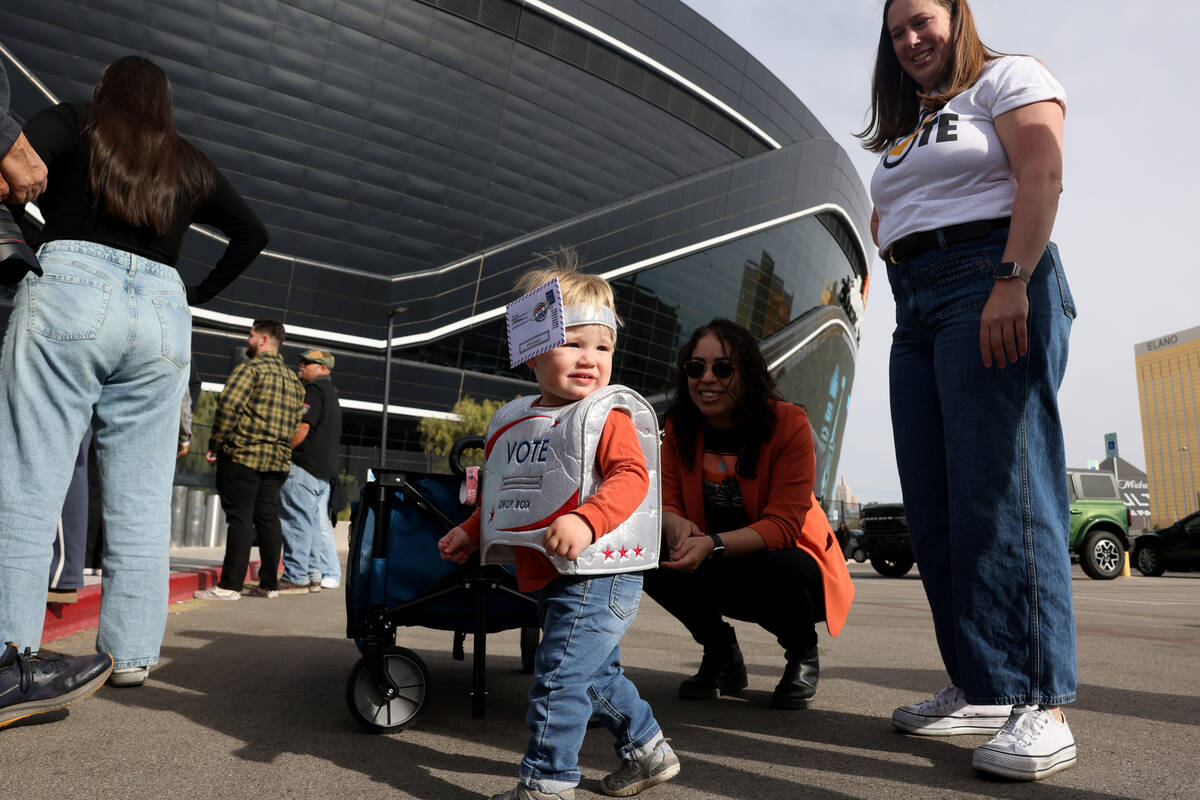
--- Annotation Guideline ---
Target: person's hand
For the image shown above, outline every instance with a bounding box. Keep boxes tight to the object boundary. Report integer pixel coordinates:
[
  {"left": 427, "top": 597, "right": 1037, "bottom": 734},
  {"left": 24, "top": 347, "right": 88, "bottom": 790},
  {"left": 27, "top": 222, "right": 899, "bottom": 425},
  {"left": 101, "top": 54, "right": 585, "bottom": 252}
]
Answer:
[
  {"left": 177, "top": 442, "right": 190, "bottom": 458},
  {"left": 205, "top": 450, "right": 217, "bottom": 464},
  {"left": 979, "top": 279, "right": 1029, "bottom": 368},
  {"left": 438, "top": 526, "right": 477, "bottom": 563},
  {"left": 543, "top": 513, "right": 593, "bottom": 560},
  {"left": 0, "top": 133, "right": 48, "bottom": 204},
  {"left": 662, "top": 510, "right": 702, "bottom": 551},
  {"left": 661, "top": 534, "right": 713, "bottom": 573}
]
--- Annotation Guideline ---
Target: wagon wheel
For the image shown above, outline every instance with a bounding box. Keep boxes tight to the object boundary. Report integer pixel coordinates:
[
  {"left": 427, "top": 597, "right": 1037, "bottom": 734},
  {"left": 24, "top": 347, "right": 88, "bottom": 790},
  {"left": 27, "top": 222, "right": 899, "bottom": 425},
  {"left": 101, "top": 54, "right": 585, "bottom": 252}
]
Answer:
[{"left": 346, "top": 646, "right": 429, "bottom": 733}]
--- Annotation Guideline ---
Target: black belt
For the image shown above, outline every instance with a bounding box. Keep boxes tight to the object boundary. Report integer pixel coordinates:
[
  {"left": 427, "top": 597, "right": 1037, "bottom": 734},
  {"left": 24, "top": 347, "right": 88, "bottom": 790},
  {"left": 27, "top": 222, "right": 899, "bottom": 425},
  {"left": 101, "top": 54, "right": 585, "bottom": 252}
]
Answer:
[{"left": 886, "top": 217, "right": 1010, "bottom": 264}]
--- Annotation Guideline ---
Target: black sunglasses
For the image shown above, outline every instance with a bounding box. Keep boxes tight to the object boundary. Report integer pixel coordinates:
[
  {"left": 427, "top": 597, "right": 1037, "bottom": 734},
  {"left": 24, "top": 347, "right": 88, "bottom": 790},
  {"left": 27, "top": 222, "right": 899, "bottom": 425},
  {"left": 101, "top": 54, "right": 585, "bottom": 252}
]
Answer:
[{"left": 683, "top": 359, "right": 734, "bottom": 380}]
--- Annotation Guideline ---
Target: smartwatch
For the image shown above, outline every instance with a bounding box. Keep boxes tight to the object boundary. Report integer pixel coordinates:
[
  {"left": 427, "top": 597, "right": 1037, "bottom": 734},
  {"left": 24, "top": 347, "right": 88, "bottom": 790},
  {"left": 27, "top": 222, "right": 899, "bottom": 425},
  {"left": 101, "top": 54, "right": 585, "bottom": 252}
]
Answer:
[
  {"left": 707, "top": 533, "right": 725, "bottom": 560},
  {"left": 993, "top": 261, "right": 1031, "bottom": 285}
]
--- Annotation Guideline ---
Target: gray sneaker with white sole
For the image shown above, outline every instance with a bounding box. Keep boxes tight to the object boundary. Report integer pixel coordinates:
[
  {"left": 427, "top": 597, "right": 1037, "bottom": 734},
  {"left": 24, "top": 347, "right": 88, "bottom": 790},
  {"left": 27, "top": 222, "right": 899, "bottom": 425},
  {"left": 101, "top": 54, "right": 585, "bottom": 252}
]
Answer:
[{"left": 601, "top": 738, "right": 680, "bottom": 797}]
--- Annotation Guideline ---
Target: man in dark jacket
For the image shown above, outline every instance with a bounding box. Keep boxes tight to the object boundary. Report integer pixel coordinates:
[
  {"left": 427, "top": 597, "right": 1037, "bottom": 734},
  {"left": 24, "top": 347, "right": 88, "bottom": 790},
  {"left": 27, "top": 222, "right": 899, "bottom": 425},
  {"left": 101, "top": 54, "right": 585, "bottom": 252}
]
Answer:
[{"left": 277, "top": 349, "right": 343, "bottom": 593}]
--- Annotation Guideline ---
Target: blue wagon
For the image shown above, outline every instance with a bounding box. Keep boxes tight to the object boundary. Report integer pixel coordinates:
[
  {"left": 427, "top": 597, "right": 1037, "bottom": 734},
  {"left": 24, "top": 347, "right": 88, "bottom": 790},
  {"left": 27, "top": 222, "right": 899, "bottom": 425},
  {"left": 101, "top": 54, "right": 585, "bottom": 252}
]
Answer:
[{"left": 344, "top": 437, "right": 539, "bottom": 732}]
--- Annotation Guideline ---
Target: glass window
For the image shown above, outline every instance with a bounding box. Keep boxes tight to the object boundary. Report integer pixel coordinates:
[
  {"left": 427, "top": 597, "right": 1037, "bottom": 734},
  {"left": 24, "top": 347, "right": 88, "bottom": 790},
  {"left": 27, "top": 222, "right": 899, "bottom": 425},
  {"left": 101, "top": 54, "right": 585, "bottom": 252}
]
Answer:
[{"left": 1078, "top": 473, "right": 1119, "bottom": 499}]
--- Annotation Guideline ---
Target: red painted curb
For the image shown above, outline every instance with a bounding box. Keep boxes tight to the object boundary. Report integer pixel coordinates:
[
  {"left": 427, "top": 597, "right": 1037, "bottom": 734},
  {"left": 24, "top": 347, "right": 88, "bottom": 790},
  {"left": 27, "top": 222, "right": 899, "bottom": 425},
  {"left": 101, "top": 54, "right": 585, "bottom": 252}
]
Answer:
[{"left": 42, "top": 560, "right": 265, "bottom": 644}]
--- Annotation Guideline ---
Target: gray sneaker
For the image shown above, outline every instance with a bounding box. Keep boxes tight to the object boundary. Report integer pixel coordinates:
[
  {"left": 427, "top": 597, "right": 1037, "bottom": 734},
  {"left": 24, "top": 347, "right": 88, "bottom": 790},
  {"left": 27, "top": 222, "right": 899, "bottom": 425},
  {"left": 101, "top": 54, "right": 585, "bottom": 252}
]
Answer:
[
  {"left": 107, "top": 666, "right": 148, "bottom": 687},
  {"left": 488, "top": 785, "right": 574, "bottom": 800},
  {"left": 601, "top": 738, "right": 680, "bottom": 797}
]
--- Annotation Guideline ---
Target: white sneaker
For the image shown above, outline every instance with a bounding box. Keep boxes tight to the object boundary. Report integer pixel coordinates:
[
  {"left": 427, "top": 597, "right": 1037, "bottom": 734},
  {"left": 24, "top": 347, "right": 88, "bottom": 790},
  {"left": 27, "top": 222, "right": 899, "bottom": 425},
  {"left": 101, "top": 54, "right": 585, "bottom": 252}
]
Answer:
[
  {"left": 972, "top": 706, "right": 1077, "bottom": 780},
  {"left": 108, "top": 666, "right": 148, "bottom": 687},
  {"left": 319, "top": 577, "right": 340, "bottom": 589},
  {"left": 193, "top": 586, "right": 240, "bottom": 601},
  {"left": 893, "top": 683, "right": 1012, "bottom": 735}
]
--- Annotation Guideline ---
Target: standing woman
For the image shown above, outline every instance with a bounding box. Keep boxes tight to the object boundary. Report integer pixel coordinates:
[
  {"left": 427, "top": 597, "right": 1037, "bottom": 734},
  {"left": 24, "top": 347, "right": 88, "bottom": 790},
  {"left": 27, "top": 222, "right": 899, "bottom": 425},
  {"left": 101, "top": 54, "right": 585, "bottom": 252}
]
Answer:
[
  {"left": 644, "top": 319, "right": 854, "bottom": 710},
  {"left": 0, "top": 55, "right": 267, "bottom": 703},
  {"left": 859, "top": 0, "right": 1077, "bottom": 780}
]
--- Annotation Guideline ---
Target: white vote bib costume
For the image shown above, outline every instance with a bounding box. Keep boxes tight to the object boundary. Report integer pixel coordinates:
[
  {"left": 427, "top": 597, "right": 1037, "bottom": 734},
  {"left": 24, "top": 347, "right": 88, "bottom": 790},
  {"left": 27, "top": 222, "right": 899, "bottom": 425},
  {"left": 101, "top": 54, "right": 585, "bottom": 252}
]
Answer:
[{"left": 480, "top": 385, "right": 661, "bottom": 575}]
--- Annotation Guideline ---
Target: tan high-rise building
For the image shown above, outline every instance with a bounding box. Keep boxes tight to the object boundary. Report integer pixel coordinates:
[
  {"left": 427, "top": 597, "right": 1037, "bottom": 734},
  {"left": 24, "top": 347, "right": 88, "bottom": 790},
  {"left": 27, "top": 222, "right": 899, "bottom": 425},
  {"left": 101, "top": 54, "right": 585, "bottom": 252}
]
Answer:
[{"left": 1135, "top": 325, "right": 1200, "bottom": 526}]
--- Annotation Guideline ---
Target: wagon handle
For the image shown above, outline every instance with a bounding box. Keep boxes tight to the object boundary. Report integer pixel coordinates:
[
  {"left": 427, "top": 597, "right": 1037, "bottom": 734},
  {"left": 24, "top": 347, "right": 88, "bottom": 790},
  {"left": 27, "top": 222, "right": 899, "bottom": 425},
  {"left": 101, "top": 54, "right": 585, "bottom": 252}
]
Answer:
[{"left": 449, "top": 435, "right": 485, "bottom": 479}]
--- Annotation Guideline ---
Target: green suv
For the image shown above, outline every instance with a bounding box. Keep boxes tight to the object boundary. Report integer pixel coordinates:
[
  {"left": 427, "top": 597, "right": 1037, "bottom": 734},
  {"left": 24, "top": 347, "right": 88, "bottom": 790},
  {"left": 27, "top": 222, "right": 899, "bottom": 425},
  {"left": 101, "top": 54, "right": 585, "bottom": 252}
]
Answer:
[
  {"left": 1067, "top": 469, "right": 1132, "bottom": 580},
  {"left": 856, "top": 472, "right": 1131, "bottom": 580}
]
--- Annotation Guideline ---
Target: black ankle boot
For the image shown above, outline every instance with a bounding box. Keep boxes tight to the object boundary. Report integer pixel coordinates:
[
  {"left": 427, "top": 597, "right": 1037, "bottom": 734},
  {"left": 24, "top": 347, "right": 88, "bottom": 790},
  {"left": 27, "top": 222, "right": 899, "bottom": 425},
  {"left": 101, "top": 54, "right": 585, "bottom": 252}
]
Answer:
[
  {"left": 679, "top": 629, "right": 748, "bottom": 699},
  {"left": 771, "top": 645, "right": 819, "bottom": 709}
]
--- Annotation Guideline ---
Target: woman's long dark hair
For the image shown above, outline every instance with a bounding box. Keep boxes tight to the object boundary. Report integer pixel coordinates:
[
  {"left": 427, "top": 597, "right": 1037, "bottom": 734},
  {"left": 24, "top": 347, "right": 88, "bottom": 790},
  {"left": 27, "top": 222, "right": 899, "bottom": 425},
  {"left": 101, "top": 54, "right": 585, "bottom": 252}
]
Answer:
[
  {"left": 856, "top": 0, "right": 999, "bottom": 154},
  {"left": 664, "top": 319, "right": 782, "bottom": 479},
  {"left": 88, "top": 56, "right": 213, "bottom": 234}
]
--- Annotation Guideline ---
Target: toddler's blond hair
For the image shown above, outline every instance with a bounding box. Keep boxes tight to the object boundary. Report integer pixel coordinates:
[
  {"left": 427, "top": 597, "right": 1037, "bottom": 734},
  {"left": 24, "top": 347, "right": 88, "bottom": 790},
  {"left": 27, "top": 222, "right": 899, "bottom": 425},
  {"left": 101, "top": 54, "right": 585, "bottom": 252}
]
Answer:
[{"left": 514, "top": 248, "right": 621, "bottom": 335}]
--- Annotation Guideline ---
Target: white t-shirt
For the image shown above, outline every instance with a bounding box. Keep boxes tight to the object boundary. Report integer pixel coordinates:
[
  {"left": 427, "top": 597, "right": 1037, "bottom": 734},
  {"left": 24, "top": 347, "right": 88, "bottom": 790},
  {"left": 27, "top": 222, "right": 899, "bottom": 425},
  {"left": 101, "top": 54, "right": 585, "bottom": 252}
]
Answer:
[{"left": 870, "top": 56, "right": 1066, "bottom": 252}]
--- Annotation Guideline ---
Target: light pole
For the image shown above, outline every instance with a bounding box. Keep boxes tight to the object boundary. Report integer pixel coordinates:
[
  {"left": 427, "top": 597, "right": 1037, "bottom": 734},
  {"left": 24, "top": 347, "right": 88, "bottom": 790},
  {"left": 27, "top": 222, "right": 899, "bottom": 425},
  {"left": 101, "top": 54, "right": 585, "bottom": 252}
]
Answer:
[
  {"left": 1181, "top": 445, "right": 1192, "bottom": 519},
  {"left": 380, "top": 305, "right": 406, "bottom": 468}
]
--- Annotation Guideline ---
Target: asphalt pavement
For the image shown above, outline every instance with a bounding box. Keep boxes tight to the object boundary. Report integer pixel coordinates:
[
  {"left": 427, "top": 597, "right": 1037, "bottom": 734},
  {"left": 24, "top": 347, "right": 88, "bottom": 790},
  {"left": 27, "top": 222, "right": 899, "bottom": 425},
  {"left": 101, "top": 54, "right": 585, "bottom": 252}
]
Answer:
[{"left": 4, "top": 561, "right": 1198, "bottom": 799}]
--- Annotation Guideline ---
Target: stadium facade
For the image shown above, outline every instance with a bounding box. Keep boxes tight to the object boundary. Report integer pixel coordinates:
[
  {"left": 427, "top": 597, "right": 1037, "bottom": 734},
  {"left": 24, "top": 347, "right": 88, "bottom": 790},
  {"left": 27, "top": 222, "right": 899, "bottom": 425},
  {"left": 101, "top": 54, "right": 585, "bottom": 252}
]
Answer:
[{"left": 0, "top": 0, "right": 871, "bottom": 499}]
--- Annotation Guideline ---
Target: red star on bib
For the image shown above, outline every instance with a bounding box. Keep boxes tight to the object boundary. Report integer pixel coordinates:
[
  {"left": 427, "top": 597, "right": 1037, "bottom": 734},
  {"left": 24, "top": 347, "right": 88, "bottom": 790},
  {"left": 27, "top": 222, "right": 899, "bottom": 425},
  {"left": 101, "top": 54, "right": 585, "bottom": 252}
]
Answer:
[
  {"left": 602, "top": 546, "right": 615, "bottom": 560},
  {"left": 633, "top": 545, "right": 644, "bottom": 557},
  {"left": 619, "top": 546, "right": 629, "bottom": 559}
]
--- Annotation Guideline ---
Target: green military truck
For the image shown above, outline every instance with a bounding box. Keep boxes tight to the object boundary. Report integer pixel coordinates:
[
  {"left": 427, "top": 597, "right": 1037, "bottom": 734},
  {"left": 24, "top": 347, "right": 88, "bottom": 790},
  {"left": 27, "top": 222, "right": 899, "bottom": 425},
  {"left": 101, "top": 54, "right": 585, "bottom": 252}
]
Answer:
[{"left": 857, "top": 471, "right": 1131, "bottom": 580}]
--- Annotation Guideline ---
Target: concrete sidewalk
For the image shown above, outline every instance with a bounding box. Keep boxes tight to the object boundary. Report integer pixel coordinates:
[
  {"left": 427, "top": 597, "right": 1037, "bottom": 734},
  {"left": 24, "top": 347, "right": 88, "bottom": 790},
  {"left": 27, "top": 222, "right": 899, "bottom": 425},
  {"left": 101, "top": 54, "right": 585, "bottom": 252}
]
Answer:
[
  {"left": 9, "top": 562, "right": 1199, "bottom": 799},
  {"left": 42, "top": 522, "right": 352, "bottom": 640}
]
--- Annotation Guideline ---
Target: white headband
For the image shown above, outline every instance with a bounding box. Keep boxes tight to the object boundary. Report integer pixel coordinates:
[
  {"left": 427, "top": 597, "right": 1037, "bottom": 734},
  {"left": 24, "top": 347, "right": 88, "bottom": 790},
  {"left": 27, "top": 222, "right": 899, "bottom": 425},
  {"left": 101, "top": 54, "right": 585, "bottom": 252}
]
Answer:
[{"left": 563, "top": 303, "right": 617, "bottom": 332}]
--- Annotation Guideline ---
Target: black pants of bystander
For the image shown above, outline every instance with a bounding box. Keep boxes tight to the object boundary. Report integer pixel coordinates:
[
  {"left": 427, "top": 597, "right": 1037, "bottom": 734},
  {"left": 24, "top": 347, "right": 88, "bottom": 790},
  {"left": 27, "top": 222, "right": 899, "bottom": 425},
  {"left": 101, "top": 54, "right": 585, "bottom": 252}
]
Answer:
[{"left": 215, "top": 458, "right": 287, "bottom": 592}]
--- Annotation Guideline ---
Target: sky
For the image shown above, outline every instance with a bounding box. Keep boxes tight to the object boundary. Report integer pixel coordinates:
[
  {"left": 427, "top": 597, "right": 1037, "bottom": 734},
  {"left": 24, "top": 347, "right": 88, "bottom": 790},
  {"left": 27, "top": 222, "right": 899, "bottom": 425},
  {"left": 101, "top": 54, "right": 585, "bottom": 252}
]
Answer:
[{"left": 683, "top": 0, "right": 1200, "bottom": 503}]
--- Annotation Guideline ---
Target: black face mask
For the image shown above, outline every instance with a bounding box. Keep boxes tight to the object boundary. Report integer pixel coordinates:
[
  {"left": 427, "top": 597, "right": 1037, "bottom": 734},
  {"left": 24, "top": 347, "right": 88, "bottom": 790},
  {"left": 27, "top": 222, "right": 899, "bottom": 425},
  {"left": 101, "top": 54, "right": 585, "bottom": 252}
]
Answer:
[{"left": 0, "top": 206, "right": 42, "bottom": 286}]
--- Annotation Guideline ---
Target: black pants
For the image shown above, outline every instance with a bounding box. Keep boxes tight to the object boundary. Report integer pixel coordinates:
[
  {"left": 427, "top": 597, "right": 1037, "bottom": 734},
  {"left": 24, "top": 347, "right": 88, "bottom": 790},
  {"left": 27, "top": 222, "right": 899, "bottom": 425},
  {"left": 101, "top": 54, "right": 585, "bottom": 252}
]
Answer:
[
  {"left": 216, "top": 458, "right": 287, "bottom": 591},
  {"left": 643, "top": 547, "right": 826, "bottom": 655},
  {"left": 50, "top": 427, "right": 92, "bottom": 591}
]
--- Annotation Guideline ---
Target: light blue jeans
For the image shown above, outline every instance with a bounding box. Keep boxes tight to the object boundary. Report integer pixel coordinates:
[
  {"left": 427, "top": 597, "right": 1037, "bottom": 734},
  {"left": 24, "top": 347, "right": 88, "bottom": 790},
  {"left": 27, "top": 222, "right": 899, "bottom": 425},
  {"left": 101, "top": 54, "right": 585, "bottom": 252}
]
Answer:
[
  {"left": 278, "top": 462, "right": 340, "bottom": 584},
  {"left": 522, "top": 573, "right": 662, "bottom": 794},
  {"left": 0, "top": 240, "right": 189, "bottom": 668},
  {"left": 887, "top": 229, "right": 1078, "bottom": 706}
]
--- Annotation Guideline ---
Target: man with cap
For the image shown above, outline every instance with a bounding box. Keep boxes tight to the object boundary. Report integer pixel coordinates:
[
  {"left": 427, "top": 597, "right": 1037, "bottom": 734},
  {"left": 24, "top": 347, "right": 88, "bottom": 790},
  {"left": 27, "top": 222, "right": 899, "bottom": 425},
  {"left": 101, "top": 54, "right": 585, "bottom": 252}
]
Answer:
[{"left": 276, "top": 349, "right": 343, "bottom": 593}]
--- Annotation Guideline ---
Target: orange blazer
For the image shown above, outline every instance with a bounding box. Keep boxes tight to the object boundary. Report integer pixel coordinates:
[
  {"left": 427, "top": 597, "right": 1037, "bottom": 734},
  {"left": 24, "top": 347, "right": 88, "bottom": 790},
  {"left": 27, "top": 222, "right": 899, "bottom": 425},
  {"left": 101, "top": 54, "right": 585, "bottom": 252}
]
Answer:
[{"left": 661, "top": 401, "right": 855, "bottom": 637}]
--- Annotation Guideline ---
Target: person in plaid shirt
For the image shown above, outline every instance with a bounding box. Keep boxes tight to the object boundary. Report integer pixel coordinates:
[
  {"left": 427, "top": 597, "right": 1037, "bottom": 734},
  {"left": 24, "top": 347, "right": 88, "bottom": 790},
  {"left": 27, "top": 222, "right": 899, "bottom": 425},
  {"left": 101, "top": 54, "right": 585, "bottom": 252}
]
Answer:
[{"left": 195, "top": 318, "right": 303, "bottom": 600}]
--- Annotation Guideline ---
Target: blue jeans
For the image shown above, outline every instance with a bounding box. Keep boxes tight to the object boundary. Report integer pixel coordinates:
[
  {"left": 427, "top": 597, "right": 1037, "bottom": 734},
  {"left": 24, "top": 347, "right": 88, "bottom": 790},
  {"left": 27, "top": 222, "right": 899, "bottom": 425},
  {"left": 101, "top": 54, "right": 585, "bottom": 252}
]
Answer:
[
  {"left": 0, "top": 241, "right": 189, "bottom": 668},
  {"left": 522, "top": 573, "right": 662, "bottom": 794},
  {"left": 278, "top": 463, "right": 339, "bottom": 584},
  {"left": 886, "top": 229, "right": 1078, "bottom": 706}
]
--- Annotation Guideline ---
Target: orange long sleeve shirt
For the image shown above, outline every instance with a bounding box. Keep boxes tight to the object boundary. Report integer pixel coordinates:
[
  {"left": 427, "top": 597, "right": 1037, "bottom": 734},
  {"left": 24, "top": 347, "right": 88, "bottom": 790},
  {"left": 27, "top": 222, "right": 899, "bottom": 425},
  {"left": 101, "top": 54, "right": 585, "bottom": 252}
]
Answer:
[{"left": 460, "top": 408, "right": 649, "bottom": 592}]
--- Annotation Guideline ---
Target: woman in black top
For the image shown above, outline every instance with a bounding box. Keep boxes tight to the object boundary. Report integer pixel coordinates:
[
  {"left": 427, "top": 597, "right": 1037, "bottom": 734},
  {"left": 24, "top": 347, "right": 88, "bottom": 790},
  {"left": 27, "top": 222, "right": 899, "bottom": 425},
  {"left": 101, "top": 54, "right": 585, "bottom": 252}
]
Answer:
[
  {"left": 0, "top": 56, "right": 267, "bottom": 693},
  {"left": 643, "top": 319, "right": 855, "bottom": 710}
]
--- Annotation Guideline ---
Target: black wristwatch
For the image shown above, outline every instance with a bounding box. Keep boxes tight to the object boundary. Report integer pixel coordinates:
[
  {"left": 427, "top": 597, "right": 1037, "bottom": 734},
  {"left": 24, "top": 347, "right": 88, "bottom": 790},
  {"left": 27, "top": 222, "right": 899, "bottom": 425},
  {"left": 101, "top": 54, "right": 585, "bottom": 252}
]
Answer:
[
  {"left": 707, "top": 533, "right": 725, "bottom": 560},
  {"left": 993, "top": 261, "right": 1031, "bottom": 285}
]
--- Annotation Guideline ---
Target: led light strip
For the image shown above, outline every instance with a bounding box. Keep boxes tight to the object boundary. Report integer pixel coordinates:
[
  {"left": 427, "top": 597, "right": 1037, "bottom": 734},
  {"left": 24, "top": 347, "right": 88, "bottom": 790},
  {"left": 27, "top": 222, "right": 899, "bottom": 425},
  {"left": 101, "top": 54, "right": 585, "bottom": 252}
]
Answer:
[
  {"left": 193, "top": 202, "right": 868, "bottom": 351},
  {"left": 198, "top": 381, "right": 462, "bottom": 421},
  {"left": 521, "top": 0, "right": 782, "bottom": 151},
  {"left": 766, "top": 318, "right": 857, "bottom": 372}
]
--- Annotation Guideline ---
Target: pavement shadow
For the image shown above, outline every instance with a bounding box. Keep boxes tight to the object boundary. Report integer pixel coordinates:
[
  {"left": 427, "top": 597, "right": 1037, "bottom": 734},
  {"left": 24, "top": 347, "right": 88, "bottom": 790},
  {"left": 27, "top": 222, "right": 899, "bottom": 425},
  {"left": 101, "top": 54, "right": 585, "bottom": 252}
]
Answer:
[{"left": 101, "top": 631, "right": 1139, "bottom": 799}]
